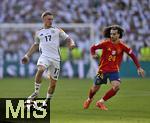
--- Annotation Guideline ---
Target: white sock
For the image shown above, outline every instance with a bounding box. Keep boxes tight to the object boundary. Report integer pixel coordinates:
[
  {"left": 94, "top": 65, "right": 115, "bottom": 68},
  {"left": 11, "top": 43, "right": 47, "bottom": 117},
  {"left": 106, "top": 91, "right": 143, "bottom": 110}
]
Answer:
[
  {"left": 45, "top": 93, "right": 52, "bottom": 102},
  {"left": 87, "top": 97, "right": 91, "bottom": 101},
  {"left": 35, "top": 82, "right": 41, "bottom": 93},
  {"left": 99, "top": 98, "right": 104, "bottom": 103}
]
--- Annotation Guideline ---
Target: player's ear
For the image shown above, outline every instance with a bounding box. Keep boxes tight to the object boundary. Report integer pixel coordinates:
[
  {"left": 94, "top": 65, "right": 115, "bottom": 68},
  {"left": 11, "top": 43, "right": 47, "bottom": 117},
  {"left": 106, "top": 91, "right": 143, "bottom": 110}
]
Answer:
[{"left": 118, "top": 32, "right": 120, "bottom": 38}]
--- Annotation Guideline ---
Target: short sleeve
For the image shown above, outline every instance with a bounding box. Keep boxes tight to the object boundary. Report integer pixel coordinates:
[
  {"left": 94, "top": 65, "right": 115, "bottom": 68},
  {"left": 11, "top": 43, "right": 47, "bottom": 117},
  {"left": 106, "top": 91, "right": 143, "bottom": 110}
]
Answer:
[{"left": 59, "top": 28, "right": 69, "bottom": 41}]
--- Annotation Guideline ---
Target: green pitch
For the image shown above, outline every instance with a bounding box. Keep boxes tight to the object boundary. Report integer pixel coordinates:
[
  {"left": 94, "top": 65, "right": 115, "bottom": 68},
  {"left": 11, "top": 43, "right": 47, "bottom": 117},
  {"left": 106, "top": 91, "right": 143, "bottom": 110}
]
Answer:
[{"left": 0, "top": 78, "right": 150, "bottom": 123}]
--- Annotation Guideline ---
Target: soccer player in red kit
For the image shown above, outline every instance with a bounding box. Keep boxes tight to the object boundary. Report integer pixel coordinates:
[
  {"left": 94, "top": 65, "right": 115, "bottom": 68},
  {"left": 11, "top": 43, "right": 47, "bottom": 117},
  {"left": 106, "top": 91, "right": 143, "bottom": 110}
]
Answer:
[{"left": 83, "top": 25, "right": 145, "bottom": 110}]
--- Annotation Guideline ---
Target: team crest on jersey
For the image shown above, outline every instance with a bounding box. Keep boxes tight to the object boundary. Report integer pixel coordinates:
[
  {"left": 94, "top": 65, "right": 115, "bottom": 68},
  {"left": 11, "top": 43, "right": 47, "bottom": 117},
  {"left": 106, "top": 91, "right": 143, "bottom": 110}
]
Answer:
[
  {"left": 117, "top": 49, "right": 121, "bottom": 54},
  {"left": 112, "top": 50, "right": 116, "bottom": 55},
  {"left": 107, "top": 48, "right": 111, "bottom": 51}
]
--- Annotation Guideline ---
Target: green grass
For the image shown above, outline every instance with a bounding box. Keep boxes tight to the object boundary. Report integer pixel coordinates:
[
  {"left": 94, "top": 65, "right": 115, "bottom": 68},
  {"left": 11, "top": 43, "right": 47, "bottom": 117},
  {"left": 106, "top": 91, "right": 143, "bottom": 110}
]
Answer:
[{"left": 0, "top": 78, "right": 150, "bottom": 123}]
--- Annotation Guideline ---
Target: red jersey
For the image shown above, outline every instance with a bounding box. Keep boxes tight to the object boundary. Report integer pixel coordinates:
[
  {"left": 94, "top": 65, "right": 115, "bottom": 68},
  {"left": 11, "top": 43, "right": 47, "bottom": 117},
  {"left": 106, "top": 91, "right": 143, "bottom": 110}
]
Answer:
[{"left": 90, "top": 39, "right": 140, "bottom": 73}]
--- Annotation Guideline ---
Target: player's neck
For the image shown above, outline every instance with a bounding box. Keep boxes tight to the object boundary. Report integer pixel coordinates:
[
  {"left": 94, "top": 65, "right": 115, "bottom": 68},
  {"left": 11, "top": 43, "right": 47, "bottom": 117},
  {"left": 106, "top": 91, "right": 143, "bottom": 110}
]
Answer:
[
  {"left": 44, "top": 26, "right": 52, "bottom": 29},
  {"left": 44, "top": 24, "right": 52, "bottom": 29},
  {"left": 111, "top": 39, "right": 120, "bottom": 44}
]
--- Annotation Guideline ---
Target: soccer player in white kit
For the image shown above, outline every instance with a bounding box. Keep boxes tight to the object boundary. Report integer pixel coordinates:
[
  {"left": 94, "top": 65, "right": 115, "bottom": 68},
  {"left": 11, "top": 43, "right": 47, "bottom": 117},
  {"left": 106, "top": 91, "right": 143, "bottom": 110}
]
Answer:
[{"left": 22, "top": 11, "right": 75, "bottom": 106}]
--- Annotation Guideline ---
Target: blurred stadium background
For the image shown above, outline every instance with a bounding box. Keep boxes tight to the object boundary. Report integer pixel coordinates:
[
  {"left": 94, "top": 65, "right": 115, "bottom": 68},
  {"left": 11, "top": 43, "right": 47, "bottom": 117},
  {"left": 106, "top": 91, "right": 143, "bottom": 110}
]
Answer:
[
  {"left": 0, "top": 0, "right": 150, "bottom": 123},
  {"left": 0, "top": 0, "right": 150, "bottom": 79}
]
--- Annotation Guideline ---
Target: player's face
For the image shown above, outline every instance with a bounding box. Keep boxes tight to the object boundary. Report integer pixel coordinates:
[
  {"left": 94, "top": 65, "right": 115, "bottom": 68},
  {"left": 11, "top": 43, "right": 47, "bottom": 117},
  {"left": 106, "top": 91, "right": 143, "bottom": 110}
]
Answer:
[
  {"left": 43, "top": 15, "right": 53, "bottom": 28},
  {"left": 110, "top": 29, "right": 120, "bottom": 42}
]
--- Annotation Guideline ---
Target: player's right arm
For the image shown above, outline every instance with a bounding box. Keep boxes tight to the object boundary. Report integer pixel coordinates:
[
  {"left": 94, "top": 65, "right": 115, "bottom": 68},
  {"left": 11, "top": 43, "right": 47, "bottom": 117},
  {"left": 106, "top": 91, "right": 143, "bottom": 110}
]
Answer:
[
  {"left": 22, "top": 44, "right": 39, "bottom": 64},
  {"left": 22, "top": 31, "right": 39, "bottom": 64},
  {"left": 90, "top": 40, "right": 106, "bottom": 58}
]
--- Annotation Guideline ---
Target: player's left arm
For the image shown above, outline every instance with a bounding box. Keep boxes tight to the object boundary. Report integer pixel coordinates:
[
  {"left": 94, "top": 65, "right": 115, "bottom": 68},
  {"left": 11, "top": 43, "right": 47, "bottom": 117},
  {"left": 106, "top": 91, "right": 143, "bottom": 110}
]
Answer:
[
  {"left": 59, "top": 28, "right": 75, "bottom": 49},
  {"left": 123, "top": 44, "right": 145, "bottom": 77}
]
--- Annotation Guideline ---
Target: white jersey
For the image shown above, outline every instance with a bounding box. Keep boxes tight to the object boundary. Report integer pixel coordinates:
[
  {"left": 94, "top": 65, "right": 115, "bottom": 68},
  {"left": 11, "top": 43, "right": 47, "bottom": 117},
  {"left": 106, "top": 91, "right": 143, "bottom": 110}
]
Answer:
[{"left": 34, "top": 26, "right": 69, "bottom": 61}]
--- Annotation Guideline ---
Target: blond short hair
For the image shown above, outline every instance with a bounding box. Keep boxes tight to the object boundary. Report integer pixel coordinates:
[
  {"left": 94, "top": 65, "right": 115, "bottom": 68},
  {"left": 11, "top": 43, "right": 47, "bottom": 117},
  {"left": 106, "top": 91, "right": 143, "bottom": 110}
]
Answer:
[{"left": 41, "top": 11, "right": 53, "bottom": 19}]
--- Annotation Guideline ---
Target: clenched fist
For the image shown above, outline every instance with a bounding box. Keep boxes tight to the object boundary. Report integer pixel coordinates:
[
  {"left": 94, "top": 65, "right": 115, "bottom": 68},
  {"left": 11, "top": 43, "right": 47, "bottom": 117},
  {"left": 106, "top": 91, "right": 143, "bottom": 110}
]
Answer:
[
  {"left": 22, "top": 55, "right": 29, "bottom": 64},
  {"left": 137, "top": 67, "right": 145, "bottom": 78}
]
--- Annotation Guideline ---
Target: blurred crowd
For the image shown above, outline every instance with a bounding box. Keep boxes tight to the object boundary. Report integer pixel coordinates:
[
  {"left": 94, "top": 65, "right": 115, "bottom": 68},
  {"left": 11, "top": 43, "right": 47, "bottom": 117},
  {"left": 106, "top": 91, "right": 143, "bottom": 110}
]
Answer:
[
  {"left": 0, "top": 0, "right": 150, "bottom": 51},
  {"left": 0, "top": 0, "right": 150, "bottom": 78}
]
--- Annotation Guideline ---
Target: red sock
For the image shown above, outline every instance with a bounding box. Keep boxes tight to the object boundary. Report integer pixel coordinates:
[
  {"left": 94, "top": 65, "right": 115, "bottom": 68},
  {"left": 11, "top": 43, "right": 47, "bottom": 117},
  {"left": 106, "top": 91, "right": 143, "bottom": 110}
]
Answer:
[
  {"left": 89, "top": 89, "right": 96, "bottom": 99},
  {"left": 103, "top": 88, "right": 119, "bottom": 101}
]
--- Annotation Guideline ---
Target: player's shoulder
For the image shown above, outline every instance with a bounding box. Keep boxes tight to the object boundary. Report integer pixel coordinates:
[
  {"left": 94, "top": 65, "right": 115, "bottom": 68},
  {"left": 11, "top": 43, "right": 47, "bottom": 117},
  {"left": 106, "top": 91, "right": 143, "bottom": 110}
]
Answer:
[
  {"left": 93, "top": 39, "right": 109, "bottom": 46},
  {"left": 119, "top": 40, "right": 129, "bottom": 48},
  {"left": 119, "top": 39, "right": 126, "bottom": 45},
  {"left": 100, "top": 38, "right": 110, "bottom": 44},
  {"left": 35, "top": 27, "right": 44, "bottom": 34},
  {"left": 54, "top": 26, "right": 65, "bottom": 32}
]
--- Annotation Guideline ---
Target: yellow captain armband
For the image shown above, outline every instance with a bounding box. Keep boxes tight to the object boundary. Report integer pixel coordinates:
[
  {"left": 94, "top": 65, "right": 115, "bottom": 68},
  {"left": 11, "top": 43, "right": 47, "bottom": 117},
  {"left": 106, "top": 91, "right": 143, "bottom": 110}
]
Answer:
[{"left": 59, "top": 28, "right": 65, "bottom": 32}]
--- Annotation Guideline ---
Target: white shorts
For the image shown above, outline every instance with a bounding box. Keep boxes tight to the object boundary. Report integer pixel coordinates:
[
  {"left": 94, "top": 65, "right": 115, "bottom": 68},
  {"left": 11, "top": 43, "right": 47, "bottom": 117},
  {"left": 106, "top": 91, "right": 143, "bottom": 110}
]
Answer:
[{"left": 37, "top": 55, "right": 60, "bottom": 80}]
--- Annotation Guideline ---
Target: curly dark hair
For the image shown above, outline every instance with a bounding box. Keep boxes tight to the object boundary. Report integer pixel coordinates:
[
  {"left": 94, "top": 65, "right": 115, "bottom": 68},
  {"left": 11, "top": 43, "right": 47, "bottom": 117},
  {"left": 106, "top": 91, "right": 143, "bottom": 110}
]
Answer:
[{"left": 103, "top": 25, "right": 125, "bottom": 38}]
